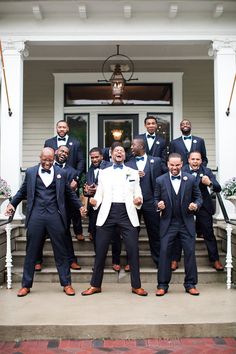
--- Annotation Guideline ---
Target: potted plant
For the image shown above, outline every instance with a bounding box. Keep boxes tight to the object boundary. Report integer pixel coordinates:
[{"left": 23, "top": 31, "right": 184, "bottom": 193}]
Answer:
[
  {"left": 222, "top": 177, "right": 236, "bottom": 209},
  {"left": 0, "top": 177, "right": 11, "bottom": 202}
]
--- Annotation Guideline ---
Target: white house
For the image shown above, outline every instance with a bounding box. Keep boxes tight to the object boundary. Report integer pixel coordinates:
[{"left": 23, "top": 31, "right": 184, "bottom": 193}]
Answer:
[{"left": 0, "top": 0, "right": 236, "bottom": 218}]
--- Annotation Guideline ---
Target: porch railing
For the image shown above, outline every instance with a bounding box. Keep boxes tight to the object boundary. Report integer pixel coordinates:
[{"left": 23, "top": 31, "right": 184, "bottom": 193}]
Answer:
[
  {"left": 0, "top": 212, "right": 15, "bottom": 289},
  {"left": 216, "top": 192, "right": 236, "bottom": 289}
]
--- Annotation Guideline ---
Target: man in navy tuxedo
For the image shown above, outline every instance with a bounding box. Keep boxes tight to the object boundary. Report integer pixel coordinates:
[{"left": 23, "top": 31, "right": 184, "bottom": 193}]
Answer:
[
  {"left": 35, "top": 145, "right": 82, "bottom": 271},
  {"left": 126, "top": 138, "right": 164, "bottom": 268},
  {"left": 172, "top": 151, "right": 224, "bottom": 272},
  {"left": 5, "top": 148, "right": 86, "bottom": 297},
  {"left": 154, "top": 153, "right": 202, "bottom": 296},
  {"left": 137, "top": 116, "right": 167, "bottom": 169},
  {"left": 44, "top": 120, "right": 85, "bottom": 241},
  {"left": 169, "top": 119, "right": 208, "bottom": 166}
]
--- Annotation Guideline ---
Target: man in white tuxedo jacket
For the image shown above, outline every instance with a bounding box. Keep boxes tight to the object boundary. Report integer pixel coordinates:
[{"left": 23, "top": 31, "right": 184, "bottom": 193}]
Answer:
[{"left": 81, "top": 144, "right": 148, "bottom": 296}]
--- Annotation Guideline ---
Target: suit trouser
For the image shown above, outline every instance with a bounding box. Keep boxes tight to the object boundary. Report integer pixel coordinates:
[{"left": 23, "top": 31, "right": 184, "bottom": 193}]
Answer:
[
  {"left": 22, "top": 210, "right": 71, "bottom": 288},
  {"left": 88, "top": 206, "right": 122, "bottom": 264},
  {"left": 35, "top": 216, "right": 77, "bottom": 265},
  {"left": 138, "top": 200, "right": 160, "bottom": 268},
  {"left": 91, "top": 203, "right": 141, "bottom": 289},
  {"left": 158, "top": 220, "right": 198, "bottom": 291},
  {"left": 172, "top": 209, "right": 220, "bottom": 262}
]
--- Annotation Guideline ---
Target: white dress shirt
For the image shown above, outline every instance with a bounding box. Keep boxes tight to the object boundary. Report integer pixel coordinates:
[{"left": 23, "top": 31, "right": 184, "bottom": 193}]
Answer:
[
  {"left": 146, "top": 133, "right": 155, "bottom": 150},
  {"left": 170, "top": 172, "right": 181, "bottom": 194},
  {"left": 57, "top": 134, "right": 69, "bottom": 147},
  {"left": 111, "top": 165, "right": 126, "bottom": 203},
  {"left": 38, "top": 166, "right": 54, "bottom": 187},
  {"left": 182, "top": 135, "right": 192, "bottom": 152}
]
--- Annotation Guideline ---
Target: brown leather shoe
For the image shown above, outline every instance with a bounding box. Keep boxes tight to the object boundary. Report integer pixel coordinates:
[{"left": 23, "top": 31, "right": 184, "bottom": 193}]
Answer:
[
  {"left": 70, "top": 262, "right": 82, "bottom": 270},
  {"left": 186, "top": 287, "right": 200, "bottom": 296},
  {"left": 213, "top": 260, "right": 224, "bottom": 271},
  {"left": 81, "top": 286, "right": 101, "bottom": 296},
  {"left": 76, "top": 234, "right": 85, "bottom": 241},
  {"left": 112, "top": 264, "right": 121, "bottom": 272},
  {"left": 17, "top": 287, "right": 30, "bottom": 297},
  {"left": 124, "top": 264, "right": 130, "bottom": 272},
  {"left": 132, "top": 287, "right": 148, "bottom": 296},
  {"left": 156, "top": 288, "right": 167, "bottom": 296},
  {"left": 34, "top": 263, "right": 42, "bottom": 271},
  {"left": 88, "top": 233, "right": 93, "bottom": 241},
  {"left": 64, "top": 285, "right": 75, "bottom": 296},
  {"left": 171, "top": 261, "right": 178, "bottom": 271}
]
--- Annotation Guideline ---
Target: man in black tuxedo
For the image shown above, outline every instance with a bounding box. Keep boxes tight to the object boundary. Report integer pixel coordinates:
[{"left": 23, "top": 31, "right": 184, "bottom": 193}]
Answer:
[
  {"left": 137, "top": 116, "right": 167, "bottom": 169},
  {"left": 154, "top": 153, "right": 202, "bottom": 296},
  {"left": 44, "top": 120, "right": 85, "bottom": 241},
  {"left": 35, "top": 145, "right": 82, "bottom": 271},
  {"left": 126, "top": 138, "right": 164, "bottom": 268},
  {"left": 169, "top": 119, "right": 208, "bottom": 166},
  {"left": 81, "top": 144, "right": 148, "bottom": 296},
  {"left": 5, "top": 148, "right": 86, "bottom": 297},
  {"left": 172, "top": 151, "right": 224, "bottom": 271},
  {"left": 44, "top": 120, "right": 85, "bottom": 177}
]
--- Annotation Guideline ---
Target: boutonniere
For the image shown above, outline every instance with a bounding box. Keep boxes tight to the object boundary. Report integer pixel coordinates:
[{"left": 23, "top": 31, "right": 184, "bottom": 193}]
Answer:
[
  {"left": 126, "top": 168, "right": 131, "bottom": 179},
  {"left": 183, "top": 176, "right": 188, "bottom": 181},
  {"left": 150, "top": 159, "right": 154, "bottom": 164},
  {"left": 156, "top": 141, "right": 160, "bottom": 145},
  {"left": 69, "top": 142, "right": 73, "bottom": 146},
  {"left": 199, "top": 173, "right": 204, "bottom": 178},
  {"left": 193, "top": 139, "right": 197, "bottom": 144},
  {"left": 57, "top": 174, "right": 62, "bottom": 179}
]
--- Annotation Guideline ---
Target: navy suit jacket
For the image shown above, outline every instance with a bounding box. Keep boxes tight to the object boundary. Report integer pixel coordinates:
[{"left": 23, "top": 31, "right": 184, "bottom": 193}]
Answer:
[
  {"left": 137, "top": 133, "right": 167, "bottom": 161},
  {"left": 44, "top": 135, "right": 85, "bottom": 177},
  {"left": 154, "top": 172, "right": 202, "bottom": 237},
  {"left": 183, "top": 164, "right": 221, "bottom": 215},
  {"left": 84, "top": 161, "right": 111, "bottom": 197},
  {"left": 169, "top": 135, "right": 208, "bottom": 166},
  {"left": 10, "top": 165, "right": 82, "bottom": 228},
  {"left": 125, "top": 156, "right": 163, "bottom": 202}
]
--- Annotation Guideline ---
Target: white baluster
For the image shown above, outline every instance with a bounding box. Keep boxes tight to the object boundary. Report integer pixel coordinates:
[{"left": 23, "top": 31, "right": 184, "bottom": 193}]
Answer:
[
  {"left": 225, "top": 223, "right": 233, "bottom": 289},
  {"left": 5, "top": 222, "right": 13, "bottom": 289}
]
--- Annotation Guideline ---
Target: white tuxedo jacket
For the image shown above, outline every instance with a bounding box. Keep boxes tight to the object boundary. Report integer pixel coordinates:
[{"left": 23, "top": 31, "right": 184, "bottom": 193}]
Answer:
[{"left": 94, "top": 165, "right": 142, "bottom": 227}]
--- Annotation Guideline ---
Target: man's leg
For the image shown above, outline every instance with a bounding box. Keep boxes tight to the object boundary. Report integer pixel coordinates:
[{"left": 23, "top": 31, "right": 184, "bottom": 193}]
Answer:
[{"left": 179, "top": 224, "right": 198, "bottom": 290}]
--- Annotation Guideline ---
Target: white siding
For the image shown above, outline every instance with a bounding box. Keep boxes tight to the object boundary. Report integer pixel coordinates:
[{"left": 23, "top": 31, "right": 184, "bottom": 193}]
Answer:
[{"left": 23, "top": 59, "right": 215, "bottom": 168}]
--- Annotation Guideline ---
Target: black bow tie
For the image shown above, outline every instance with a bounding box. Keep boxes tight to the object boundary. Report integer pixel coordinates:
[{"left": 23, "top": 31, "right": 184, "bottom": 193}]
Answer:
[
  {"left": 136, "top": 156, "right": 144, "bottom": 161},
  {"left": 58, "top": 137, "right": 66, "bottom": 141},
  {"left": 41, "top": 168, "right": 51, "bottom": 174},
  {"left": 113, "top": 164, "right": 123, "bottom": 170},
  {"left": 147, "top": 134, "right": 155, "bottom": 139},
  {"left": 171, "top": 175, "right": 180, "bottom": 180},
  {"left": 184, "top": 136, "right": 191, "bottom": 140},
  {"left": 190, "top": 169, "right": 198, "bottom": 174},
  {"left": 55, "top": 162, "right": 63, "bottom": 168}
]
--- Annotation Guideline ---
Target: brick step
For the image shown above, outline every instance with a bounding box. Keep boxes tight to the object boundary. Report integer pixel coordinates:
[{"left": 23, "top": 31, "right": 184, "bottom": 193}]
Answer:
[
  {"left": 15, "top": 236, "right": 223, "bottom": 252},
  {"left": 11, "top": 249, "right": 226, "bottom": 268},
  {"left": 11, "top": 265, "right": 226, "bottom": 284}
]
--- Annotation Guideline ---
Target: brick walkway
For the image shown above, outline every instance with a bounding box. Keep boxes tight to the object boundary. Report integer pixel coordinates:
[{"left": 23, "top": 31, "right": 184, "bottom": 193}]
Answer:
[{"left": 0, "top": 338, "right": 236, "bottom": 354}]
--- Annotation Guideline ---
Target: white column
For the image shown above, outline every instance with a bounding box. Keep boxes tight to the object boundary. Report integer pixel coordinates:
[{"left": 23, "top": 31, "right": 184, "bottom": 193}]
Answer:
[
  {"left": 213, "top": 40, "right": 236, "bottom": 219},
  {"left": 0, "top": 40, "right": 25, "bottom": 219}
]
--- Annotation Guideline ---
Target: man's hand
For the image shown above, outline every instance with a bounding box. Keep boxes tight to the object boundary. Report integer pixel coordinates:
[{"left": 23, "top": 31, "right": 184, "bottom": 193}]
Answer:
[
  {"left": 79, "top": 206, "right": 87, "bottom": 218},
  {"left": 201, "top": 175, "right": 212, "bottom": 186},
  {"left": 70, "top": 179, "right": 78, "bottom": 191},
  {"left": 138, "top": 170, "right": 145, "bottom": 178},
  {"left": 5, "top": 204, "right": 15, "bottom": 216},
  {"left": 157, "top": 200, "right": 165, "bottom": 210},
  {"left": 133, "top": 197, "right": 142, "bottom": 206},
  {"left": 89, "top": 198, "right": 97, "bottom": 207},
  {"left": 188, "top": 202, "right": 198, "bottom": 212}
]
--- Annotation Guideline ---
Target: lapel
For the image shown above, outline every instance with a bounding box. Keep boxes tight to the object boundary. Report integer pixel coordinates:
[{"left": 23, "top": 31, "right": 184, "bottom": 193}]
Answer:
[
  {"left": 164, "top": 174, "right": 173, "bottom": 206},
  {"left": 179, "top": 137, "right": 189, "bottom": 153},
  {"left": 190, "top": 135, "right": 198, "bottom": 152},
  {"left": 180, "top": 173, "right": 187, "bottom": 203},
  {"left": 54, "top": 166, "right": 61, "bottom": 201},
  {"left": 31, "top": 166, "right": 39, "bottom": 200},
  {"left": 128, "top": 158, "right": 138, "bottom": 170}
]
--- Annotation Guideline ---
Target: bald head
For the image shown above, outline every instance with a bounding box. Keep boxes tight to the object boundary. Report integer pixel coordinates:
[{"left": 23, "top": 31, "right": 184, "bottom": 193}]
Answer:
[{"left": 40, "top": 147, "right": 55, "bottom": 170}]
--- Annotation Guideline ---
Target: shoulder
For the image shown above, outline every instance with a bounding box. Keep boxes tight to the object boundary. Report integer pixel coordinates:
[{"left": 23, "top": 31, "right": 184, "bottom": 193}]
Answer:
[
  {"left": 156, "top": 172, "right": 168, "bottom": 183},
  {"left": 192, "top": 135, "right": 205, "bottom": 143},
  {"left": 170, "top": 137, "right": 181, "bottom": 144},
  {"left": 149, "top": 156, "right": 161, "bottom": 164}
]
